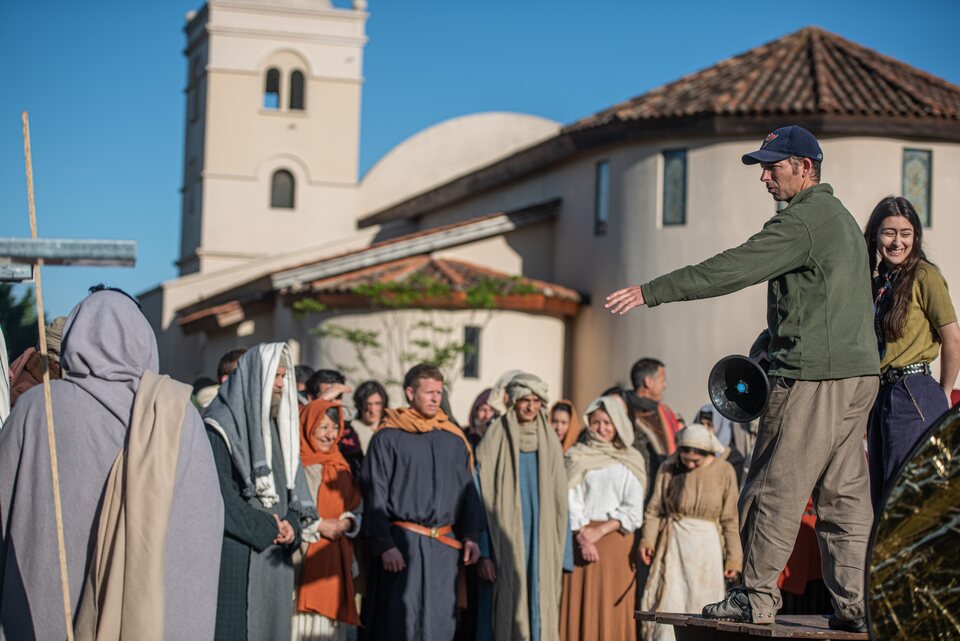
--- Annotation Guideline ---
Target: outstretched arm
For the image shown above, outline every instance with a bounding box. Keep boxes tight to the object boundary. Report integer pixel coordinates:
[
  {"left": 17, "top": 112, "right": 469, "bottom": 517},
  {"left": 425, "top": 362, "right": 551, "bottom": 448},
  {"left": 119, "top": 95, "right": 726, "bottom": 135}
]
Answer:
[{"left": 606, "top": 212, "right": 811, "bottom": 314}]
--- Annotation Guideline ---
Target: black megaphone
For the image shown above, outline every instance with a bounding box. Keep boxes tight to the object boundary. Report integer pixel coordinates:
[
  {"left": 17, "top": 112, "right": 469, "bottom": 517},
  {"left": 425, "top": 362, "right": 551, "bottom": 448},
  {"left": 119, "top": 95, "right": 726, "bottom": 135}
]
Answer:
[{"left": 708, "top": 355, "right": 770, "bottom": 422}]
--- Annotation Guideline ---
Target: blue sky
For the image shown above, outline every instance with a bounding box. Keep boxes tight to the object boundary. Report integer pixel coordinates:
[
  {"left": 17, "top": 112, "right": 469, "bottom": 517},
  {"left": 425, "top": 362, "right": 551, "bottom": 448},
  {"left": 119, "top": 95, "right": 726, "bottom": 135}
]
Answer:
[{"left": 2, "top": 0, "right": 958, "bottom": 318}]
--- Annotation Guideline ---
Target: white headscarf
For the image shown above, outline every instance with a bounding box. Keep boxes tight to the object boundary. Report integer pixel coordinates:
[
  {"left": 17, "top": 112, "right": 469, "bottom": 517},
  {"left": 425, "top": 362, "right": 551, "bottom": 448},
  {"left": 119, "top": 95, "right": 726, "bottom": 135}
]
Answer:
[{"left": 676, "top": 423, "right": 726, "bottom": 456}]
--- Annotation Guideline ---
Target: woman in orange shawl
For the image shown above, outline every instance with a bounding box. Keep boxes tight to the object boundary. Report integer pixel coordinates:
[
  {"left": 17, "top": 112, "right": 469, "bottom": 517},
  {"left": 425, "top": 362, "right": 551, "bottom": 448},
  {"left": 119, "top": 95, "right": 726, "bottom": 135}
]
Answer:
[
  {"left": 549, "top": 400, "right": 584, "bottom": 452},
  {"left": 293, "top": 399, "right": 362, "bottom": 641}
]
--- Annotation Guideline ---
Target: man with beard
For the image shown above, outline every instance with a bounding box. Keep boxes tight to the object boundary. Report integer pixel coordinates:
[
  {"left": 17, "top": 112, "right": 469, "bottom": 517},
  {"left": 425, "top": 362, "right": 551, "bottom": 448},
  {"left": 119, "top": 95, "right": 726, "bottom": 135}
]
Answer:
[
  {"left": 0, "top": 288, "right": 224, "bottom": 641},
  {"left": 203, "top": 343, "right": 318, "bottom": 641},
  {"left": 476, "top": 373, "right": 572, "bottom": 641},
  {"left": 359, "top": 363, "right": 483, "bottom": 641}
]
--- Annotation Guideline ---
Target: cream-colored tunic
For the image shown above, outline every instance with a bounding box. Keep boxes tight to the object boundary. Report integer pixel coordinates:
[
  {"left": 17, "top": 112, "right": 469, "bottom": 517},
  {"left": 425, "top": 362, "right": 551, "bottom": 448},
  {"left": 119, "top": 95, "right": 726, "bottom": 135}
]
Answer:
[{"left": 639, "top": 455, "right": 742, "bottom": 641}]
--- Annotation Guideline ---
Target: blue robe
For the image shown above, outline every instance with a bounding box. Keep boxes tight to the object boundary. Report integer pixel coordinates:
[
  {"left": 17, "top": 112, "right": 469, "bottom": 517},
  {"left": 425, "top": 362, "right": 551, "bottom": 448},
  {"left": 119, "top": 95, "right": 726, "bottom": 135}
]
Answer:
[{"left": 477, "top": 452, "right": 572, "bottom": 641}]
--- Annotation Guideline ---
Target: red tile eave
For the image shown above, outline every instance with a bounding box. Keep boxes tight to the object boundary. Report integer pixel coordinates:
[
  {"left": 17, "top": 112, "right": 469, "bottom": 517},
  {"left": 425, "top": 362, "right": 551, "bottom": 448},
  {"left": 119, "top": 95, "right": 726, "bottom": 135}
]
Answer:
[
  {"left": 178, "top": 296, "right": 275, "bottom": 333},
  {"left": 432, "top": 258, "right": 468, "bottom": 287},
  {"left": 177, "top": 300, "right": 242, "bottom": 326}
]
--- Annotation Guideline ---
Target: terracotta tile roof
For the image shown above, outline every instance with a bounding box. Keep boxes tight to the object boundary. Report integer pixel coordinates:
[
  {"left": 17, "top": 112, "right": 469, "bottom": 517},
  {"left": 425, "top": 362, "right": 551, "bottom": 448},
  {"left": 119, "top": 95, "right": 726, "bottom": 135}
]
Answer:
[
  {"left": 306, "top": 255, "right": 581, "bottom": 303},
  {"left": 361, "top": 27, "right": 960, "bottom": 228},
  {"left": 293, "top": 255, "right": 581, "bottom": 318},
  {"left": 567, "top": 26, "right": 960, "bottom": 133}
]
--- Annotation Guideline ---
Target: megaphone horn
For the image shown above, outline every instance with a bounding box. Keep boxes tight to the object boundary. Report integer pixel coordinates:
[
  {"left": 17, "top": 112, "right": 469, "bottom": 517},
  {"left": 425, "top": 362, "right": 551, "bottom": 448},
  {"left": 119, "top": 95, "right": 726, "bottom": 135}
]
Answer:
[{"left": 708, "top": 355, "right": 770, "bottom": 423}]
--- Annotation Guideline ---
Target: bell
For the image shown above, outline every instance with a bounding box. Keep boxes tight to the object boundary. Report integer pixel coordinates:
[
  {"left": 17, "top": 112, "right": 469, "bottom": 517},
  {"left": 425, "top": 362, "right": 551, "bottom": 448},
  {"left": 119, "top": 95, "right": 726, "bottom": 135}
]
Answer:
[{"left": 708, "top": 355, "right": 770, "bottom": 422}]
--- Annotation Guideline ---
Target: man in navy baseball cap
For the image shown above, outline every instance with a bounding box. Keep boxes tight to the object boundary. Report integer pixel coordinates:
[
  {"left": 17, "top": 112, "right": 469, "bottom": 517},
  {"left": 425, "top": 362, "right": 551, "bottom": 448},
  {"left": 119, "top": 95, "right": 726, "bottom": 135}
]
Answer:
[
  {"left": 742, "top": 125, "right": 823, "bottom": 165},
  {"left": 606, "top": 121, "right": 877, "bottom": 632},
  {"left": 738, "top": 125, "right": 825, "bottom": 202}
]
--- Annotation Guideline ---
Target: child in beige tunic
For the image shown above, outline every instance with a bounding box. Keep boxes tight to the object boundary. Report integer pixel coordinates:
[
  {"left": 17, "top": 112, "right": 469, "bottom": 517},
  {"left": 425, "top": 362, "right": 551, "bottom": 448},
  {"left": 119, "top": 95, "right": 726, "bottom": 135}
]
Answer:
[{"left": 639, "top": 424, "right": 742, "bottom": 641}]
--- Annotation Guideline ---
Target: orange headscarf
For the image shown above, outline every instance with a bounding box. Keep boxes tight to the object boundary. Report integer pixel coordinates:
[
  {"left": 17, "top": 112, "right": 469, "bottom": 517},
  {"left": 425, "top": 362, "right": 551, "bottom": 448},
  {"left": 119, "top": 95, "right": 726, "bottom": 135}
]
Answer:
[
  {"left": 381, "top": 406, "right": 475, "bottom": 470},
  {"left": 296, "top": 400, "right": 360, "bottom": 625},
  {"left": 552, "top": 399, "right": 583, "bottom": 452}
]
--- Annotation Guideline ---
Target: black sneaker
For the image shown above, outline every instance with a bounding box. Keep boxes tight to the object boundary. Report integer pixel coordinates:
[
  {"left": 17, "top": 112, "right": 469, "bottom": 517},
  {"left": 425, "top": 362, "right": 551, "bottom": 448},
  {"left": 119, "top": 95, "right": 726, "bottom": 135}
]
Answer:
[
  {"left": 702, "top": 588, "right": 754, "bottom": 623},
  {"left": 828, "top": 614, "right": 867, "bottom": 633}
]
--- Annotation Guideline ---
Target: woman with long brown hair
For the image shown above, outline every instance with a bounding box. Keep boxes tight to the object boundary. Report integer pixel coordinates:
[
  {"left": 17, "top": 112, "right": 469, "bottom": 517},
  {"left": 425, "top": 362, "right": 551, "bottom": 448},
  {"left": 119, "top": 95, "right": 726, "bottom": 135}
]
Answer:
[{"left": 864, "top": 196, "right": 960, "bottom": 509}]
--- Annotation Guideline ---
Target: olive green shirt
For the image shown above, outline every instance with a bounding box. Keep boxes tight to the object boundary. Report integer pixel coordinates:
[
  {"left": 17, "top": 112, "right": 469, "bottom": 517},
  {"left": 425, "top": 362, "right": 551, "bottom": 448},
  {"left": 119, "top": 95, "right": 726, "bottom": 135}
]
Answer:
[
  {"left": 642, "top": 184, "right": 879, "bottom": 381},
  {"left": 880, "top": 262, "right": 957, "bottom": 372}
]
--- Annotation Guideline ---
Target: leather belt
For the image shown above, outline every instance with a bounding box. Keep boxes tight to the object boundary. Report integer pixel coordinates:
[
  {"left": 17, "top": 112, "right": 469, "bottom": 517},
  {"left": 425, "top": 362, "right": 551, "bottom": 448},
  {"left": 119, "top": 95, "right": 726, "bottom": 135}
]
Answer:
[
  {"left": 391, "top": 521, "right": 463, "bottom": 551},
  {"left": 881, "top": 362, "right": 930, "bottom": 386}
]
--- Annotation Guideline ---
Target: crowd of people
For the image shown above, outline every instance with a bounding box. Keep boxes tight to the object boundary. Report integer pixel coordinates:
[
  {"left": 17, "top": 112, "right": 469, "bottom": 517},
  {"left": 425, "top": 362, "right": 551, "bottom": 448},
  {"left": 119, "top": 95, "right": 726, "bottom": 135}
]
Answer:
[
  {"left": 197, "top": 349, "right": 748, "bottom": 641},
  {"left": 1, "top": 123, "right": 958, "bottom": 641}
]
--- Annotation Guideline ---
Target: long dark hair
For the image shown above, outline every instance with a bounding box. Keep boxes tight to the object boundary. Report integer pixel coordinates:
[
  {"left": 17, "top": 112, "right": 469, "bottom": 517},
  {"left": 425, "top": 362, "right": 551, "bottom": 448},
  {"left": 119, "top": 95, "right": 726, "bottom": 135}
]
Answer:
[
  {"left": 864, "top": 196, "right": 932, "bottom": 342},
  {"left": 353, "top": 380, "right": 389, "bottom": 419}
]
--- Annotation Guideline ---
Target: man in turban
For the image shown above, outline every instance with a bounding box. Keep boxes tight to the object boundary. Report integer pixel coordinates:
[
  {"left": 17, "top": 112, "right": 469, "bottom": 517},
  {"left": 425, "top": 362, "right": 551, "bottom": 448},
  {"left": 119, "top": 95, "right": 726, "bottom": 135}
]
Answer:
[{"left": 476, "top": 372, "right": 572, "bottom": 641}]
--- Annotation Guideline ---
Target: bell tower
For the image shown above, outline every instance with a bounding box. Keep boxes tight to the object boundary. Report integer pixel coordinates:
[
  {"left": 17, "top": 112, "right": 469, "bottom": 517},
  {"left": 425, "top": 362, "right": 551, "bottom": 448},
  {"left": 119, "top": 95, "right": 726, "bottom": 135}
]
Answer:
[{"left": 179, "top": 0, "right": 368, "bottom": 275}]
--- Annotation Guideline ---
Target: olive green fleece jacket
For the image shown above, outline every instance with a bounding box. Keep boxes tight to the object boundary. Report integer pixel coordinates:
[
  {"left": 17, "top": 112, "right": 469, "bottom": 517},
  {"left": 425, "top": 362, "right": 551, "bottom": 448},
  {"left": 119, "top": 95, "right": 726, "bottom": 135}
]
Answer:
[{"left": 642, "top": 184, "right": 880, "bottom": 381}]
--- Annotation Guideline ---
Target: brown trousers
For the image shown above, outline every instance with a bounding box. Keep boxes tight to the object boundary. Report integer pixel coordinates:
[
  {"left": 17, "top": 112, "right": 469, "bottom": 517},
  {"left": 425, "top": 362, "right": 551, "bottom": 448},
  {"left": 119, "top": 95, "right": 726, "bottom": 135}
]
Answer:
[{"left": 739, "top": 375, "right": 878, "bottom": 623}]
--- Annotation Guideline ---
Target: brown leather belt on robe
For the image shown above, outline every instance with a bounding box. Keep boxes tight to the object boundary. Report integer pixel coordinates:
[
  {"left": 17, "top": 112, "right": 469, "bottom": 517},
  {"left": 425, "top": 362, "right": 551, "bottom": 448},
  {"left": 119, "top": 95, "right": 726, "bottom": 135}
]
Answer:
[{"left": 391, "top": 521, "right": 463, "bottom": 551}]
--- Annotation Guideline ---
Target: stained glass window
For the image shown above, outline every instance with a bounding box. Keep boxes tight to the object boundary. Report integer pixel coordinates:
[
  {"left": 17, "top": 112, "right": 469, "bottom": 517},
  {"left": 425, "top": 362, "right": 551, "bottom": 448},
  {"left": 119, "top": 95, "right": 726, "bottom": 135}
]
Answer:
[
  {"left": 663, "top": 150, "right": 687, "bottom": 226},
  {"left": 463, "top": 326, "right": 480, "bottom": 379},
  {"left": 903, "top": 149, "right": 932, "bottom": 227},
  {"left": 594, "top": 160, "right": 610, "bottom": 236}
]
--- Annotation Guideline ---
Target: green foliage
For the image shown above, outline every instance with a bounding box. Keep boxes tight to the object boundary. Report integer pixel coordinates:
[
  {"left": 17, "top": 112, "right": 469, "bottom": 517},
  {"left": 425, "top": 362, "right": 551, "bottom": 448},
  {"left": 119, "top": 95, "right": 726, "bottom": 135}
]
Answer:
[
  {"left": 465, "top": 276, "right": 539, "bottom": 308},
  {"left": 0, "top": 284, "right": 38, "bottom": 359},
  {"left": 354, "top": 274, "right": 453, "bottom": 308},
  {"left": 292, "top": 298, "right": 327, "bottom": 319}
]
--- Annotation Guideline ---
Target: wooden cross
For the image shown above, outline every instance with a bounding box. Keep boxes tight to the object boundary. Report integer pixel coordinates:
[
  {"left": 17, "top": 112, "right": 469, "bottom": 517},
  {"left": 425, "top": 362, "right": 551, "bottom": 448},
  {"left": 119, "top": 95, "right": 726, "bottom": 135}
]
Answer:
[{"left": 1, "top": 113, "right": 137, "bottom": 641}]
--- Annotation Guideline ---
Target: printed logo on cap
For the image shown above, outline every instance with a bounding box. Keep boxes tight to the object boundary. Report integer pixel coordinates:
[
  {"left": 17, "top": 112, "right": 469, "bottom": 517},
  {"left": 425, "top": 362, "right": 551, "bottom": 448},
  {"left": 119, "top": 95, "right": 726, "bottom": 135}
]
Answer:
[{"left": 761, "top": 132, "right": 778, "bottom": 148}]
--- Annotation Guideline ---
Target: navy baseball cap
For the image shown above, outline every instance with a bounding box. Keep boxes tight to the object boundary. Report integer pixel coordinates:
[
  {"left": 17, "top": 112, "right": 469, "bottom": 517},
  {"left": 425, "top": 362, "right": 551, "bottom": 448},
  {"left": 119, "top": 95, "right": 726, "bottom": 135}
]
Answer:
[{"left": 742, "top": 125, "right": 823, "bottom": 165}]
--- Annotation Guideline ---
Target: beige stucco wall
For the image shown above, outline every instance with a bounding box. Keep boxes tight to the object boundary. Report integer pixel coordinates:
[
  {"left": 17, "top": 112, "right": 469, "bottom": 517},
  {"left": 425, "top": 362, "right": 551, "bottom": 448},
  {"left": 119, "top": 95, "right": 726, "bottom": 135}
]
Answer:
[
  {"left": 415, "top": 135, "right": 960, "bottom": 420},
  {"left": 297, "top": 307, "right": 565, "bottom": 421}
]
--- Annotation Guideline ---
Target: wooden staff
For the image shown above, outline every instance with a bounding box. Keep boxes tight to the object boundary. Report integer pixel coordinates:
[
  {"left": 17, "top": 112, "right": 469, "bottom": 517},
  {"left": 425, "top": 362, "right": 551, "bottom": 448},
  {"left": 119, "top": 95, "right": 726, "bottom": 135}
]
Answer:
[{"left": 22, "top": 111, "right": 75, "bottom": 641}]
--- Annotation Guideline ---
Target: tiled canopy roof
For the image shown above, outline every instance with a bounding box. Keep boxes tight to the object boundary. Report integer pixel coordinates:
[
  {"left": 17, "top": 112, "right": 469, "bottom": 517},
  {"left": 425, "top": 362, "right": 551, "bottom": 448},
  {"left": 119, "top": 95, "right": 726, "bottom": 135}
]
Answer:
[
  {"left": 177, "top": 254, "right": 581, "bottom": 332},
  {"left": 302, "top": 255, "right": 581, "bottom": 317},
  {"left": 567, "top": 26, "right": 960, "bottom": 132}
]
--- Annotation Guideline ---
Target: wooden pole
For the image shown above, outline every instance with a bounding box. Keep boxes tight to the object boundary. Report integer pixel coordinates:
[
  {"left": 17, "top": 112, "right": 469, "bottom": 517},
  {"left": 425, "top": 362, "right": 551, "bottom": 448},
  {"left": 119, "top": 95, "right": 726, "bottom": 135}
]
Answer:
[{"left": 22, "top": 111, "right": 75, "bottom": 641}]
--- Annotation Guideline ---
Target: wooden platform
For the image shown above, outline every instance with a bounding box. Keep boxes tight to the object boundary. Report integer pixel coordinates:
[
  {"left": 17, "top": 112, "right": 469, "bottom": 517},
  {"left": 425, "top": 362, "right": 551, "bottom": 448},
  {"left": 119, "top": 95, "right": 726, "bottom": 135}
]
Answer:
[{"left": 635, "top": 612, "right": 869, "bottom": 640}]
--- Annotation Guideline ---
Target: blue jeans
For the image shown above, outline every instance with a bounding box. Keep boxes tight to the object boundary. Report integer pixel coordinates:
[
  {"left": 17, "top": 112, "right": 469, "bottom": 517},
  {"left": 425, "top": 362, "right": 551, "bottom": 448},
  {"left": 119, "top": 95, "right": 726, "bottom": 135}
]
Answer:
[{"left": 868, "top": 373, "right": 948, "bottom": 511}]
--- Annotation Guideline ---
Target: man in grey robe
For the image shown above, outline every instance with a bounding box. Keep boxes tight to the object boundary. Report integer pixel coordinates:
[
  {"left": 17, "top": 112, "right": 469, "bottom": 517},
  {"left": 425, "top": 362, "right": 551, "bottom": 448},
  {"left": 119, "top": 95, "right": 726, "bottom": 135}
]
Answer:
[
  {"left": 0, "top": 288, "right": 224, "bottom": 640},
  {"left": 203, "top": 342, "right": 317, "bottom": 641}
]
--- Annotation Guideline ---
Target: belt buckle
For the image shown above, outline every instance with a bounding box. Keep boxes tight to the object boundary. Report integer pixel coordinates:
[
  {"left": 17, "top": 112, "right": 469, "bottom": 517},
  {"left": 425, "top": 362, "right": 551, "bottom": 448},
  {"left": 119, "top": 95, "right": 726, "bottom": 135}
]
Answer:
[{"left": 430, "top": 527, "right": 439, "bottom": 539}]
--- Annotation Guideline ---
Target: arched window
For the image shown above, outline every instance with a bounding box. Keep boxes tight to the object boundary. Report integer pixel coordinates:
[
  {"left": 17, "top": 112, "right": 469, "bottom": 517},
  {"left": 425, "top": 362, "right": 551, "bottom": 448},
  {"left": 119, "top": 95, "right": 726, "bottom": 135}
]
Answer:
[
  {"left": 270, "top": 170, "right": 295, "bottom": 209},
  {"left": 289, "top": 70, "right": 305, "bottom": 110},
  {"left": 263, "top": 68, "right": 280, "bottom": 110}
]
